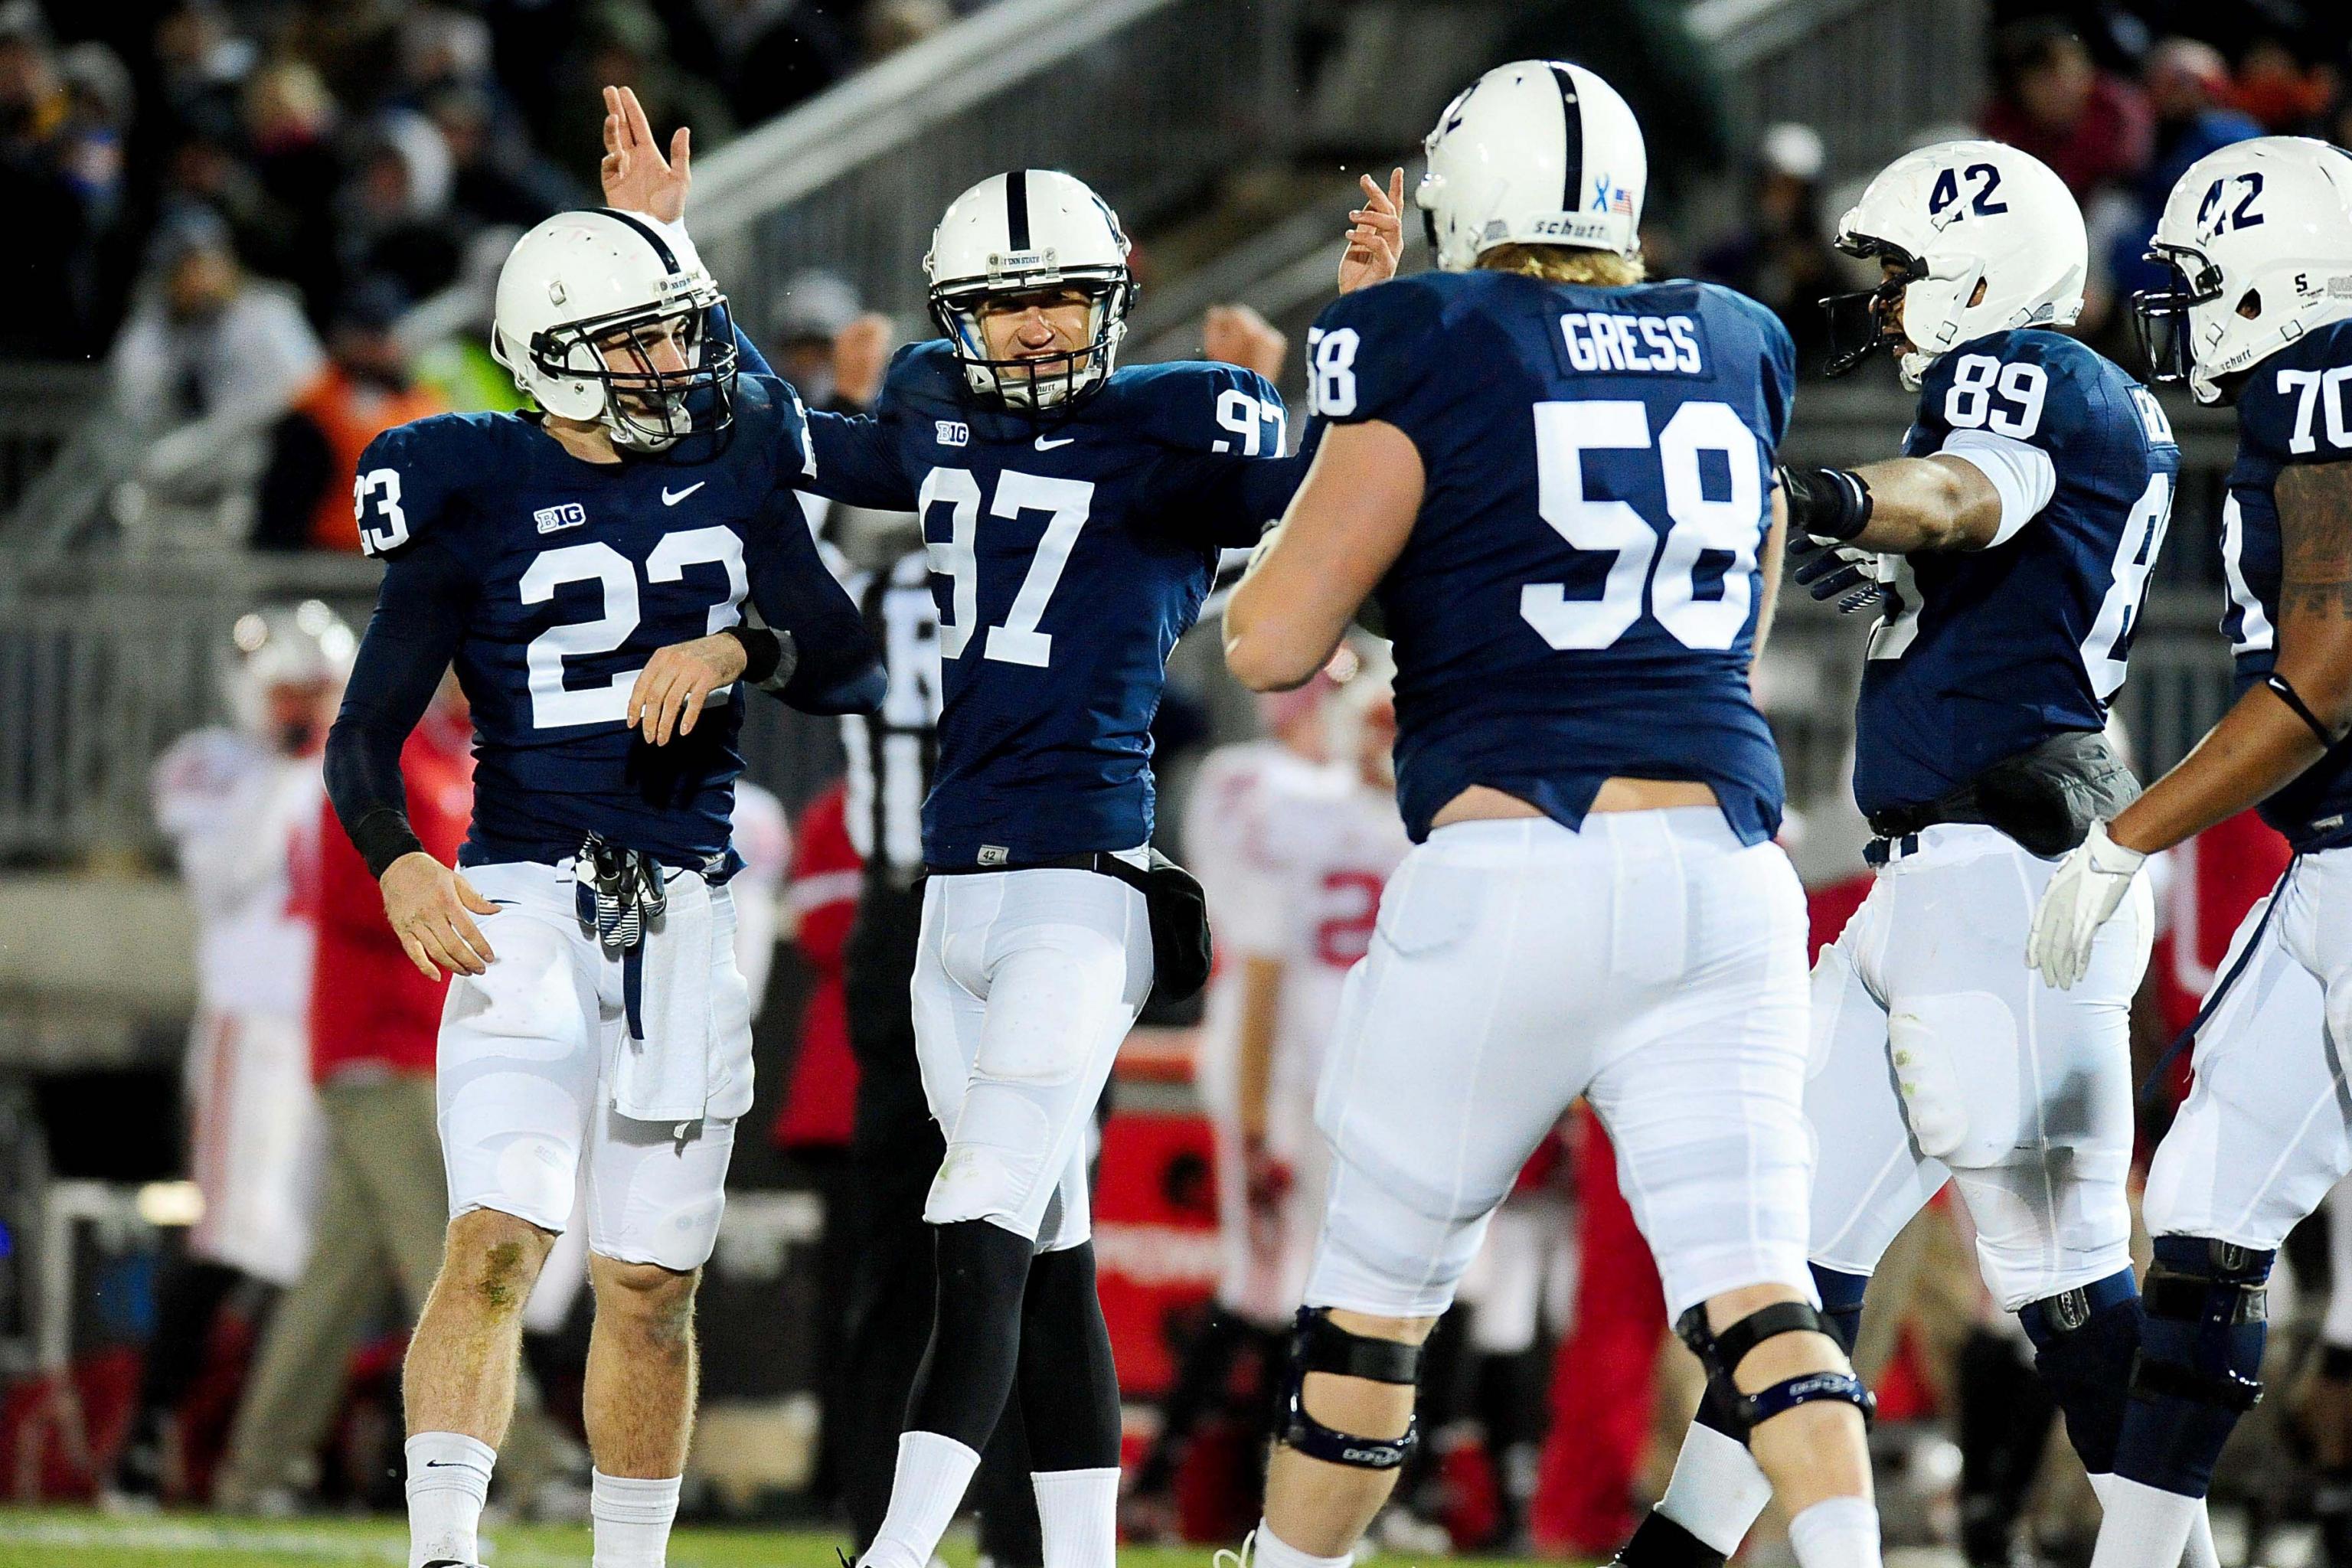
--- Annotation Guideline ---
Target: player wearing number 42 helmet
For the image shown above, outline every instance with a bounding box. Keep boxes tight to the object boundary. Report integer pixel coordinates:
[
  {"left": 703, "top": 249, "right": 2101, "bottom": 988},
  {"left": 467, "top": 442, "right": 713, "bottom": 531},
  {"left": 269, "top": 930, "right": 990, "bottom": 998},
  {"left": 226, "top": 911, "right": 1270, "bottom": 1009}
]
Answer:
[
  {"left": 2027, "top": 136, "right": 2352, "bottom": 1568},
  {"left": 322, "top": 204, "right": 884, "bottom": 1568},
  {"left": 1223, "top": 57, "right": 1888, "bottom": 1568},
  {"left": 1618, "top": 136, "right": 2195, "bottom": 1568}
]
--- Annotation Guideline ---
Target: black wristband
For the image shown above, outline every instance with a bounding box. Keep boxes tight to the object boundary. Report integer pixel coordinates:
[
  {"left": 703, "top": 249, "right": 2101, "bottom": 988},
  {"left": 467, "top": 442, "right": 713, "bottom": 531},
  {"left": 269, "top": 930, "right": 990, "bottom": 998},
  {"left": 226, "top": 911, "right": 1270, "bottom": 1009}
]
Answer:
[
  {"left": 350, "top": 805, "right": 426, "bottom": 880},
  {"left": 2265, "top": 672, "right": 2343, "bottom": 747},
  {"left": 1778, "top": 466, "right": 1875, "bottom": 542},
  {"left": 723, "top": 624, "right": 784, "bottom": 685}
]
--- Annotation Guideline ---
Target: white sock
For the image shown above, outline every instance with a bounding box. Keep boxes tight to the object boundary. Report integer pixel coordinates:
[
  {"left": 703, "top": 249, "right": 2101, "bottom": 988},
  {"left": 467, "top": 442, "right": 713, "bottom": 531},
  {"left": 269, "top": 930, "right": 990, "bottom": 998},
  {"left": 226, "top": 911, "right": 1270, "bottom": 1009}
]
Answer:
[
  {"left": 1248, "top": 1523, "right": 1354, "bottom": 1568},
  {"left": 405, "top": 1432, "right": 495, "bottom": 1568},
  {"left": 1657, "top": 1422, "right": 1775, "bottom": 1555},
  {"left": 1787, "top": 1496, "right": 1882, "bottom": 1568},
  {"left": 858, "top": 1431, "right": 982, "bottom": 1568},
  {"left": 1033, "top": 1468, "right": 1119, "bottom": 1568},
  {"left": 2089, "top": 1475, "right": 2207, "bottom": 1568},
  {"left": 592, "top": 1470, "right": 682, "bottom": 1568}
]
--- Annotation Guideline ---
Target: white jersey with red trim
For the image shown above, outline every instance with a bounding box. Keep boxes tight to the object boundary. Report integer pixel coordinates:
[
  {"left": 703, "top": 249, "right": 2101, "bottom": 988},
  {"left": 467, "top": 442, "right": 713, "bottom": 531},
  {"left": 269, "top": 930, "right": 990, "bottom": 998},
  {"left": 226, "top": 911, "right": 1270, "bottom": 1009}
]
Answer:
[{"left": 152, "top": 727, "right": 325, "bottom": 1020}]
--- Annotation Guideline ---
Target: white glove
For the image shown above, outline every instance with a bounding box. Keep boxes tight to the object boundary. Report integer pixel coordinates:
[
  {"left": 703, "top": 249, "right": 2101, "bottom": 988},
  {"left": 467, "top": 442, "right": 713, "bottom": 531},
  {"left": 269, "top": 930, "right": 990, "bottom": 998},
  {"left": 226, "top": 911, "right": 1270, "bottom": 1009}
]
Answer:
[{"left": 2027, "top": 819, "right": 2148, "bottom": 990}]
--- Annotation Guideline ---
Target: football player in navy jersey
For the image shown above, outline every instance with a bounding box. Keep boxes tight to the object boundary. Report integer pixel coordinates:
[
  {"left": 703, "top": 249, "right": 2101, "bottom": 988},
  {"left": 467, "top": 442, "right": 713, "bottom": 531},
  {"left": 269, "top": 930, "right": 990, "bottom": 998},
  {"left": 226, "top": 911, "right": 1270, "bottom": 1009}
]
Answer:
[
  {"left": 2028, "top": 136, "right": 2352, "bottom": 1568},
  {"left": 1615, "top": 142, "right": 2198, "bottom": 1568},
  {"left": 1222, "top": 61, "right": 1883, "bottom": 1568},
  {"left": 322, "top": 207, "right": 882, "bottom": 1568},
  {"left": 589, "top": 83, "right": 1383, "bottom": 1568}
]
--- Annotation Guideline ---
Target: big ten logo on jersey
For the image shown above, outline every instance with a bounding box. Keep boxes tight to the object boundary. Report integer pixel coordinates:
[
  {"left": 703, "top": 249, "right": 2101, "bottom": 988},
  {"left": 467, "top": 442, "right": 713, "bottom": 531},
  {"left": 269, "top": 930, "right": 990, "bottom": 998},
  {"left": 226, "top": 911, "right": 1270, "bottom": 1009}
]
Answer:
[
  {"left": 1553, "top": 312, "right": 1705, "bottom": 377},
  {"left": 2278, "top": 364, "right": 2352, "bottom": 455},
  {"left": 1313, "top": 869, "right": 1383, "bottom": 968}
]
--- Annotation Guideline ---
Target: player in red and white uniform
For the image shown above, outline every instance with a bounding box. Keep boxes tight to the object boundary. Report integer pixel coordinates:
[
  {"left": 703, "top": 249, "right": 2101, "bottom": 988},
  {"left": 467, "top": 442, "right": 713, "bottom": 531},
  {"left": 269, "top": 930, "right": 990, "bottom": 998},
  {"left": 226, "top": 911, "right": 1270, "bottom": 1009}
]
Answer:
[
  {"left": 1131, "top": 645, "right": 1407, "bottom": 1522},
  {"left": 110, "top": 601, "right": 350, "bottom": 1505}
]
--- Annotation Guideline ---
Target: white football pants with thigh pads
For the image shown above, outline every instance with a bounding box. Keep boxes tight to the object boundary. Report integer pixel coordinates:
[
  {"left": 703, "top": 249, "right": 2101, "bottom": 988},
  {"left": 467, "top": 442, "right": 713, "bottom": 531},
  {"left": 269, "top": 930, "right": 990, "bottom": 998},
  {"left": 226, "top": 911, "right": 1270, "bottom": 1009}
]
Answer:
[
  {"left": 436, "top": 858, "right": 751, "bottom": 1272},
  {"left": 1306, "top": 810, "right": 1815, "bottom": 1321},
  {"left": 2145, "top": 848, "right": 2352, "bottom": 1249},
  {"left": 1806, "top": 825, "right": 2149, "bottom": 1310},
  {"left": 910, "top": 858, "right": 1154, "bottom": 1250}
]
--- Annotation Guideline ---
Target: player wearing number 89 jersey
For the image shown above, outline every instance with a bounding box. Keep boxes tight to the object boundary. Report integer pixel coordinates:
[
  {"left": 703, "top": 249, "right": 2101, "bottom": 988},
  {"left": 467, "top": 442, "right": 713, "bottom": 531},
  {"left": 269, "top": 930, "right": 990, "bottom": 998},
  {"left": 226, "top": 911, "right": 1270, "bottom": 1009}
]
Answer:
[
  {"left": 1623, "top": 142, "right": 2191, "bottom": 1568},
  {"left": 1225, "top": 60, "right": 1886, "bottom": 1568}
]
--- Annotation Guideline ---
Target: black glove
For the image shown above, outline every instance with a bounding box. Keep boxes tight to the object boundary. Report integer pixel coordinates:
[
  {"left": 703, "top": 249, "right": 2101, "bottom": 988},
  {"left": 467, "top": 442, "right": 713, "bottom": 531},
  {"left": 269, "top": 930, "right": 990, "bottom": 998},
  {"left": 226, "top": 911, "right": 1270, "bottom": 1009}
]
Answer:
[
  {"left": 1786, "top": 532, "right": 1890, "bottom": 613},
  {"left": 1776, "top": 465, "right": 1874, "bottom": 543}
]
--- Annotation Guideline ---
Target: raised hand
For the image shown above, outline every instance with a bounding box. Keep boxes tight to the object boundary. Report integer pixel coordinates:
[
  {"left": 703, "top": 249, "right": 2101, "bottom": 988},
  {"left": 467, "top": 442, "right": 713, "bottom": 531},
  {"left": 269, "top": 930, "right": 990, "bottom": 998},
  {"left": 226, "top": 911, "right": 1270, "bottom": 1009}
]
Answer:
[
  {"left": 600, "top": 83, "right": 691, "bottom": 223},
  {"left": 1203, "top": 302, "right": 1288, "bottom": 383},
  {"left": 1338, "top": 167, "right": 1407, "bottom": 294}
]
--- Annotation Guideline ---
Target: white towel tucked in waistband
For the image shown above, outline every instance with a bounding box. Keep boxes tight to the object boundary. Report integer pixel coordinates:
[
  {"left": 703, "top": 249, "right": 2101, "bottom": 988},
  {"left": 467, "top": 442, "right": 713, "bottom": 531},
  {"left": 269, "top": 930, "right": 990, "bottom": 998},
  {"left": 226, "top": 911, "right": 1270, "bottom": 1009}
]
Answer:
[{"left": 608, "top": 869, "right": 735, "bottom": 1125}]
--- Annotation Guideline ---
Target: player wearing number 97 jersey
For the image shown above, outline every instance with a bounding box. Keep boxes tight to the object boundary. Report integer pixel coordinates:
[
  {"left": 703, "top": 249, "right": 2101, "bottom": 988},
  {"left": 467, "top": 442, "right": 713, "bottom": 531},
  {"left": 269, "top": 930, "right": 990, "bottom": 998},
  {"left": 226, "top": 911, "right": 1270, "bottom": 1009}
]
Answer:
[
  {"left": 1223, "top": 60, "right": 1887, "bottom": 1568},
  {"left": 324, "top": 208, "right": 882, "bottom": 1568},
  {"left": 2019, "top": 137, "right": 2352, "bottom": 1568},
  {"left": 634, "top": 167, "right": 1302, "bottom": 1568},
  {"left": 1624, "top": 142, "right": 2193, "bottom": 1568}
]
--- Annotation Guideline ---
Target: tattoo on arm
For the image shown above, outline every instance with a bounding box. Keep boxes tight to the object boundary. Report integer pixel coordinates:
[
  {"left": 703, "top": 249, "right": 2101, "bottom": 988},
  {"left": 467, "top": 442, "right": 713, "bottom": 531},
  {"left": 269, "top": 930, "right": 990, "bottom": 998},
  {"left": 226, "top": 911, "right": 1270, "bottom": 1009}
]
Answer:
[{"left": 2276, "top": 461, "right": 2352, "bottom": 619}]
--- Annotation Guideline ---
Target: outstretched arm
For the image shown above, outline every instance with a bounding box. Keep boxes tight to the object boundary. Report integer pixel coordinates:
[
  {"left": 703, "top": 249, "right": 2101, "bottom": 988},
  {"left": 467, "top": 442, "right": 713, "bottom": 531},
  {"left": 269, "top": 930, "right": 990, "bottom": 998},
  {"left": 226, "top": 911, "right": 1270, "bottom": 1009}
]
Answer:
[
  {"left": 1779, "top": 434, "right": 2050, "bottom": 605},
  {"left": 2030, "top": 459, "right": 2352, "bottom": 988},
  {"left": 1225, "top": 420, "right": 1422, "bottom": 691}
]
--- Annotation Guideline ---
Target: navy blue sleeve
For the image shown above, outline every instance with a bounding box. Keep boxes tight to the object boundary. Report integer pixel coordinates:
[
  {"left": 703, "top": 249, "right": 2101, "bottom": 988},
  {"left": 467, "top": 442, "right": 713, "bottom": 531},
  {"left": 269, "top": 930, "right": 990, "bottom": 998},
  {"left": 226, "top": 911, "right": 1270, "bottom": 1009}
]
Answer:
[
  {"left": 728, "top": 309, "right": 776, "bottom": 380},
  {"left": 804, "top": 409, "right": 917, "bottom": 509},
  {"left": 325, "top": 533, "right": 475, "bottom": 875},
  {"left": 354, "top": 416, "right": 479, "bottom": 558},
  {"left": 1700, "top": 286, "right": 1797, "bottom": 451},
  {"left": 743, "top": 488, "right": 886, "bottom": 714},
  {"left": 1302, "top": 280, "right": 1447, "bottom": 429},
  {"left": 1132, "top": 363, "right": 1300, "bottom": 547},
  {"left": 2241, "top": 339, "right": 2352, "bottom": 466}
]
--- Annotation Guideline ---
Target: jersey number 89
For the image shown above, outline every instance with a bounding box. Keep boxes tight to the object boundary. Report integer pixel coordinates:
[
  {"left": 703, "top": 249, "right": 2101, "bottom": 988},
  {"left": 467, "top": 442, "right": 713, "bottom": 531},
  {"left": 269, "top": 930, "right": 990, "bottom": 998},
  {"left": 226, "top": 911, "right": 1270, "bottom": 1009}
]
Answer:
[{"left": 1525, "top": 399, "right": 1763, "bottom": 652}]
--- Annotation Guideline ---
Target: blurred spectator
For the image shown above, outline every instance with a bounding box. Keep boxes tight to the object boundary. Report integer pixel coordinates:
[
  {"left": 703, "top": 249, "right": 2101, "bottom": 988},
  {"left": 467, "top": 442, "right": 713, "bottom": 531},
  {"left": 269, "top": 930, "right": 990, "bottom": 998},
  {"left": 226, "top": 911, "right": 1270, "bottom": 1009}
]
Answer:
[
  {"left": 769, "top": 269, "right": 873, "bottom": 407},
  {"left": 107, "top": 207, "right": 324, "bottom": 516},
  {"left": 1981, "top": 18, "right": 2151, "bottom": 203},
  {"left": 240, "top": 60, "right": 342, "bottom": 315},
  {"left": 253, "top": 278, "right": 448, "bottom": 552},
  {"left": 1697, "top": 123, "right": 1836, "bottom": 372},
  {"left": 675, "top": 0, "right": 854, "bottom": 125},
  {"left": 337, "top": 110, "right": 462, "bottom": 302},
  {"left": 151, "top": 0, "right": 253, "bottom": 146},
  {"left": 410, "top": 227, "right": 532, "bottom": 413},
  {"left": 549, "top": 2, "right": 735, "bottom": 182},
  {"left": 2105, "top": 39, "right": 2262, "bottom": 308},
  {"left": 2232, "top": 33, "right": 2336, "bottom": 133},
  {"left": 426, "top": 83, "right": 583, "bottom": 234},
  {"left": 0, "top": 10, "right": 125, "bottom": 358}
]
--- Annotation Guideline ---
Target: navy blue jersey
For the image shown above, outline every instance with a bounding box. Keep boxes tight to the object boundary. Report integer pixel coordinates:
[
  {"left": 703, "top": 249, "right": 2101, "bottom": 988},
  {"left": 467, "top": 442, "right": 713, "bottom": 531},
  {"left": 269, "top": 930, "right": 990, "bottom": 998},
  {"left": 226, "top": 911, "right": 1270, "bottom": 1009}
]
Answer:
[
  {"left": 2222, "top": 318, "right": 2352, "bottom": 849},
  {"left": 797, "top": 339, "right": 1295, "bottom": 866},
  {"left": 1852, "top": 331, "right": 2181, "bottom": 820},
  {"left": 1305, "top": 270, "right": 1795, "bottom": 844},
  {"left": 334, "top": 374, "right": 880, "bottom": 869}
]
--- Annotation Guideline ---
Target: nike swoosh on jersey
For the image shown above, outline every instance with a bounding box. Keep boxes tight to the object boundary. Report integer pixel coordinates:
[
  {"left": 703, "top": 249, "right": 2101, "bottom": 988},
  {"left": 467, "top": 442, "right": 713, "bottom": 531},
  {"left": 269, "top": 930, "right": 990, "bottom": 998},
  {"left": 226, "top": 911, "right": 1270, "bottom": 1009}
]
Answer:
[
  {"left": 662, "top": 482, "right": 707, "bottom": 506},
  {"left": 1034, "top": 435, "right": 1075, "bottom": 451}
]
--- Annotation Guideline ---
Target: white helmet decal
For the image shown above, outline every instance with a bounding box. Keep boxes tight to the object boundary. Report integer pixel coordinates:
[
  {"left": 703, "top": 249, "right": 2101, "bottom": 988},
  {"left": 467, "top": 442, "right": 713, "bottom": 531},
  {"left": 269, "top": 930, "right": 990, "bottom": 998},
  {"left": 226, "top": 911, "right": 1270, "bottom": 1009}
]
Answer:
[
  {"left": 489, "top": 208, "right": 739, "bottom": 453},
  {"left": 1416, "top": 60, "right": 1648, "bottom": 272},
  {"left": 2135, "top": 136, "right": 2352, "bottom": 404},
  {"left": 1821, "top": 140, "right": 2086, "bottom": 388},
  {"left": 924, "top": 169, "right": 1136, "bottom": 410}
]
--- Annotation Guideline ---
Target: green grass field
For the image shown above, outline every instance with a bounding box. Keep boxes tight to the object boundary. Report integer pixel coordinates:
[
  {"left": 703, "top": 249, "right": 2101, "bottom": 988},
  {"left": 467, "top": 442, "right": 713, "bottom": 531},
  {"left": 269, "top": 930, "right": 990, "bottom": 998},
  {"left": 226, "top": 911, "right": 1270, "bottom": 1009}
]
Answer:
[{"left": 0, "top": 1510, "right": 1574, "bottom": 1568}]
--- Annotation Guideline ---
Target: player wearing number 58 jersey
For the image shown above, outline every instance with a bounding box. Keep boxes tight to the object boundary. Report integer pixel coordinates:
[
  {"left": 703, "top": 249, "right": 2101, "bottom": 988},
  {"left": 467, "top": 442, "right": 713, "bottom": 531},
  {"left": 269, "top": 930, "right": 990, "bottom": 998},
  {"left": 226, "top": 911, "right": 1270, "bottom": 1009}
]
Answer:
[
  {"left": 2026, "top": 137, "right": 2352, "bottom": 1568},
  {"left": 1225, "top": 60, "right": 1885, "bottom": 1568},
  {"left": 324, "top": 207, "right": 881, "bottom": 1568},
  {"left": 1622, "top": 142, "right": 2190, "bottom": 1568}
]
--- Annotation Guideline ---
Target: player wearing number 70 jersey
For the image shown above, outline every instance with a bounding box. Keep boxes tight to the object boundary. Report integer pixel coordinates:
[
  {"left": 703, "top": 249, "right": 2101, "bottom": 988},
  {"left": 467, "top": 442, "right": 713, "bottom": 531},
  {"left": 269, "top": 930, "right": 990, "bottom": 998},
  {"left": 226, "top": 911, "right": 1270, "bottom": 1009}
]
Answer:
[
  {"left": 324, "top": 207, "right": 883, "bottom": 1568},
  {"left": 1615, "top": 141, "right": 2194, "bottom": 1568},
  {"left": 1224, "top": 59, "right": 1888, "bottom": 1568}
]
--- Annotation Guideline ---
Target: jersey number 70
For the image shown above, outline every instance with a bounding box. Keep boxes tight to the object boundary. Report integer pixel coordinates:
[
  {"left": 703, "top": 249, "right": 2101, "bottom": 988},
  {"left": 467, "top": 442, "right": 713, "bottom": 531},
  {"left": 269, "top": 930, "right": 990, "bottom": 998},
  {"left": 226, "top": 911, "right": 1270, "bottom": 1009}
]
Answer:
[{"left": 1525, "top": 399, "right": 1764, "bottom": 652}]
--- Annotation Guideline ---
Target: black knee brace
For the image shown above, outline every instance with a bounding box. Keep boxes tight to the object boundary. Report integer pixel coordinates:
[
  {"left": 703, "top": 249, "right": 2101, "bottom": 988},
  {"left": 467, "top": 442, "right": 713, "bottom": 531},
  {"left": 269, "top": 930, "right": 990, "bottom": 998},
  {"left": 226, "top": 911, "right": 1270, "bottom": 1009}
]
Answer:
[
  {"left": 1278, "top": 1307, "right": 1425, "bottom": 1470},
  {"left": 2132, "top": 1240, "right": 2268, "bottom": 1413},
  {"left": 1674, "top": 1302, "right": 1874, "bottom": 1436}
]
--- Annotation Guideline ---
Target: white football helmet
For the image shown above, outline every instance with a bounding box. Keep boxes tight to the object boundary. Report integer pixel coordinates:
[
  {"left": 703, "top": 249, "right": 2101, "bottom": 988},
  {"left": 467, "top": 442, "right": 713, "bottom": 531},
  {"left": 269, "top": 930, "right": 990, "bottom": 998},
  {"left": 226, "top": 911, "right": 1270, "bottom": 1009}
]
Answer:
[
  {"left": 224, "top": 599, "right": 355, "bottom": 747},
  {"left": 924, "top": 170, "right": 1136, "bottom": 410},
  {"left": 490, "top": 208, "right": 738, "bottom": 452},
  {"left": 1822, "top": 140, "right": 2086, "bottom": 388},
  {"left": 1416, "top": 60, "right": 1647, "bottom": 271},
  {"left": 2135, "top": 136, "right": 2352, "bottom": 404}
]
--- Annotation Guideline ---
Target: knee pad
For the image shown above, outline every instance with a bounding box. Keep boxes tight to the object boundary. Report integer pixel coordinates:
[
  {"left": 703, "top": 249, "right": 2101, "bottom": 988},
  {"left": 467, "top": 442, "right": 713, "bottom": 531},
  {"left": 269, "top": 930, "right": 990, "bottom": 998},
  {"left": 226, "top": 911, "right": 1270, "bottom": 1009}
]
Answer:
[
  {"left": 1674, "top": 1302, "right": 1874, "bottom": 1437},
  {"left": 1278, "top": 1307, "right": 1425, "bottom": 1471},
  {"left": 926, "top": 1083, "right": 1057, "bottom": 1233},
  {"left": 2017, "top": 1269, "right": 2141, "bottom": 1475},
  {"left": 2112, "top": 1236, "right": 2272, "bottom": 1498}
]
